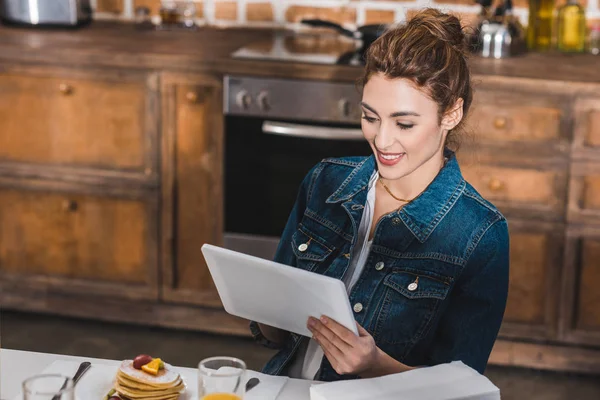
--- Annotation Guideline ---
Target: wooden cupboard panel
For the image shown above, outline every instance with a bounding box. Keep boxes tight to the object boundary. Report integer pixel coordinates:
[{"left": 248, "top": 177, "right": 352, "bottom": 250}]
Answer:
[
  {"left": 0, "top": 176, "right": 159, "bottom": 301},
  {"left": 0, "top": 71, "right": 157, "bottom": 173},
  {"left": 0, "top": 188, "right": 149, "bottom": 284},
  {"left": 575, "top": 239, "right": 600, "bottom": 330},
  {"left": 469, "top": 103, "right": 560, "bottom": 142},
  {"left": 460, "top": 162, "right": 565, "bottom": 220},
  {"left": 161, "top": 73, "right": 224, "bottom": 307},
  {"left": 583, "top": 176, "right": 600, "bottom": 210},
  {"left": 467, "top": 89, "right": 565, "bottom": 146},
  {"left": 572, "top": 97, "right": 600, "bottom": 160},
  {"left": 504, "top": 233, "right": 547, "bottom": 324},
  {"left": 567, "top": 162, "right": 600, "bottom": 224},
  {"left": 499, "top": 220, "right": 562, "bottom": 340},
  {"left": 560, "top": 227, "right": 600, "bottom": 346}
]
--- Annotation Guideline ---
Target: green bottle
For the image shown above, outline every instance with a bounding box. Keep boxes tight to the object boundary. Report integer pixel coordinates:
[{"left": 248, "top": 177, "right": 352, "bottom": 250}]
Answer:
[
  {"left": 557, "top": 0, "right": 586, "bottom": 52},
  {"left": 527, "top": 0, "right": 555, "bottom": 50}
]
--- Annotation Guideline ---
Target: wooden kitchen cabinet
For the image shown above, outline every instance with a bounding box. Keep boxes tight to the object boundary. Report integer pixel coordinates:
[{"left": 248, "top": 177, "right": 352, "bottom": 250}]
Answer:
[
  {"left": 0, "top": 177, "right": 159, "bottom": 300},
  {"left": 499, "top": 219, "right": 563, "bottom": 340},
  {"left": 160, "top": 73, "right": 225, "bottom": 307},
  {"left": 0, "top": 66, "right": 160, "bottom": 184},
  {"left": 559, "top": 225, "right": 600, "bottom": 347}
]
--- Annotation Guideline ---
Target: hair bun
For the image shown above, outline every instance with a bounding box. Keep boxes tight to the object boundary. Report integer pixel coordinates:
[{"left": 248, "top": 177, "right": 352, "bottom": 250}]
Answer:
[{"left": 407, "top": 8, "right": 468, "bottom": 54}]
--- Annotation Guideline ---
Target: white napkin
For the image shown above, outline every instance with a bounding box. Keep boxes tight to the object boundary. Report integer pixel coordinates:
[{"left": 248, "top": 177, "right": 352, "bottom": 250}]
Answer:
[{"left": 309, "top": 361, "right": 500, "bottom": 400}]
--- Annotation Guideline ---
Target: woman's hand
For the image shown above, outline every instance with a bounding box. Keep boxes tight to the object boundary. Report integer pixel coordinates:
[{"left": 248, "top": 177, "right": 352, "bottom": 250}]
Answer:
[{"left": 307, "top": 316, "right": 379, "bottom": 376}]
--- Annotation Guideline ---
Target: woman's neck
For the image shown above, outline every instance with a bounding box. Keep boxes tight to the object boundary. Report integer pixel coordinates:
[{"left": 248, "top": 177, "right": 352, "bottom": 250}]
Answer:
[{"left": 380, "top": 153, "right": 446, "bottom": 202}]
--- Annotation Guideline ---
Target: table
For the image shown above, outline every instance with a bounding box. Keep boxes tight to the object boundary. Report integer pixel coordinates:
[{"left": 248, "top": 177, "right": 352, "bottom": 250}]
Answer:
[{"left": 0, "top": 349, "right": 312, "bottom": 400}]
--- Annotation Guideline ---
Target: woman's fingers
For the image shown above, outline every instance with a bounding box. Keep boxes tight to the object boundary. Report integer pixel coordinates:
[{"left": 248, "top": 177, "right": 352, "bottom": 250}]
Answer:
[{"left": 315, "top": 316, "right": 359, "bottom": 347}]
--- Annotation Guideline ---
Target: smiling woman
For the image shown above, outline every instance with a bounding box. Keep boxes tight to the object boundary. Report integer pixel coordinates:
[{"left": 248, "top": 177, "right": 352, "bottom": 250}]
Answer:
[{"left": 249, "top": 8, "right": 510, "bottom": 382}]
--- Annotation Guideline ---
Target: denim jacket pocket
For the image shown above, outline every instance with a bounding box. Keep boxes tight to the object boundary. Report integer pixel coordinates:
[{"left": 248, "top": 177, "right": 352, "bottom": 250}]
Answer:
[
  {"left": 291, "top": 227, "right": 334, "bottom": 272},
  {"left": 373, "top": 271, "right": 451, "bottom": 349}
]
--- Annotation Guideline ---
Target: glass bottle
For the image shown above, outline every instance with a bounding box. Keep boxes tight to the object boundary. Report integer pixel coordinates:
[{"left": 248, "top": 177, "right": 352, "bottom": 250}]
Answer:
[
  {"left": 557, "top": 0, "right": 586, "bottom": 52},
  {"left": 590, "top": 24, "right": 600, "bottom": 55},
  {"left": 527, "top": 0, "right": 555, "bottom": 51}
]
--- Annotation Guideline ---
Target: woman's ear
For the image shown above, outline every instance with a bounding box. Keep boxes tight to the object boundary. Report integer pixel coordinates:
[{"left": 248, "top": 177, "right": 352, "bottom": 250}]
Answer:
[{"left": 441, "top": 98, "right": 464, "bottom": 131}]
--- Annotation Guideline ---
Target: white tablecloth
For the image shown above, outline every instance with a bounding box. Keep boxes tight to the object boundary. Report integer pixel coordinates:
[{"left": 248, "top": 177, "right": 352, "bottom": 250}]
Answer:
[{"left": 0, "top": 348, "right": 312, "bottom": 400}]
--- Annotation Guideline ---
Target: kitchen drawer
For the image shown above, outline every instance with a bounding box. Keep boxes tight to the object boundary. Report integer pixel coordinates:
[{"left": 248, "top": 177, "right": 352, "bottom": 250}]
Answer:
[
  {"left": 572, "top": 97, "right": 600, "bottom": 160},
  {"left": 499, "top": 219, "right": 562, "bottom": 340},
  {"left": 567, "top": 162, "right": 600, "bottom": 224},
  {"left": 0, "top": 179, "right": 158, "bottom": 300},
  {"left": 459, "top": 160, "right": 567, "bottom": 221},
  {"left": 0, "top": 68, "right": 159, "bottom": 178},
  {"left": 466, "top": 87, "right": 568, "bottom": 154}
]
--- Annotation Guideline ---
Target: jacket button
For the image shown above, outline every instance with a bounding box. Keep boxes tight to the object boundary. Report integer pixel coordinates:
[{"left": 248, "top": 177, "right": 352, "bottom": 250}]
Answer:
[
  {"left": 298, "top": 243, "right": 308, "bottom": 252},
  {"left": 353, "top": 303, "right": 363, "bottom": 313},
  {"left": 351, "top": 204, "right": 363, "bottom": 210},
  {"left": 408, "top": 281, "right": 418, "bottom": 291},
  {"left": 392, "top": 217, "right": 401, "bottom": 225},
  {"left": 375, "top": 261, "right": 384, "bottom": 271}
]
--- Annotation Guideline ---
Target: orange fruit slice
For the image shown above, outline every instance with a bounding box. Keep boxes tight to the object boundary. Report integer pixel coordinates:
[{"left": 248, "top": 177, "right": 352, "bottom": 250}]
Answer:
[{"left": 141, "top": 358, "right": 162, "bottom": 375}]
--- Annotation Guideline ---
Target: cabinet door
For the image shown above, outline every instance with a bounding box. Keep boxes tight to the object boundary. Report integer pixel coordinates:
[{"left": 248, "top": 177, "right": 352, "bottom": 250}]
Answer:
[
  {"left": 0, "top": 178, "right": 159, "bottom": 300},
  {"left": 457, "top": 154, "right": 568, "bottom": 222},
  {"left": 567, "top": 162, "right": 600, "bottom": 224},
  {"left": 463, "top": 80, "right": 570, "bottom": 159},
  {"left": 499, "top": 219, "right": 563, "bottom": 340},
  {"left": 559, "top": 226, "right": 600, "bottom": 347},
  {"left": 572, "top": 97, "right": 600, "bottom": 161},
  {"left": 160, "top": 73, "right": 224, "bottom": 307},
  {"left": 0, "top": 66, "right": 159, "bottom": 181}
]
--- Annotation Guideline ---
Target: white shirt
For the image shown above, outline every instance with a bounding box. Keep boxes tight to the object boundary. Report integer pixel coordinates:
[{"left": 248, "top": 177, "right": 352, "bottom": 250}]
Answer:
[{"left": 288, "top": 171, "right": 378, "bottom": 380}]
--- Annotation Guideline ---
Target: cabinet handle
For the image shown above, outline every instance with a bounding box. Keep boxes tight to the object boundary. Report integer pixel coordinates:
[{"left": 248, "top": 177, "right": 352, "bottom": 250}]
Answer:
[
  {"left": 186, "top": 91, "right": 198, "bottom": 103},
  {"left": 488, "top": 178, "right": 505, "bottom": 192},
  {"left": 58, "top": 83, "right": 73, "bottom": 95},
  {"left": 62, "top": 199, "right": 78, "bottom": 212},
  {"left": 493, "top": 117, "right": 507, "bottom": 129}
]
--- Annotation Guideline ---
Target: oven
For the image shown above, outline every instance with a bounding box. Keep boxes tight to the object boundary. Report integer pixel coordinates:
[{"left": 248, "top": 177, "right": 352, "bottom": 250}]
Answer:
[{"left": 223, "top": 75, "right": 370, "bottom": 260}]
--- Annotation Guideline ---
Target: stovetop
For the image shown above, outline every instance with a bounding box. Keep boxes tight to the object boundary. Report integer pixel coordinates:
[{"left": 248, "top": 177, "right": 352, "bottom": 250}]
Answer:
[{"left": 231, "top": 31, "right": 365, "bottom": 66}]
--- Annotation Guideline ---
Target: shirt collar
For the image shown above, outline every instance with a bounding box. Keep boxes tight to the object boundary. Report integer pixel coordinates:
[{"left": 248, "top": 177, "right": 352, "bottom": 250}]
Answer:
[{"left": 326, "top": 151, "right": 465, "bottom": 243}]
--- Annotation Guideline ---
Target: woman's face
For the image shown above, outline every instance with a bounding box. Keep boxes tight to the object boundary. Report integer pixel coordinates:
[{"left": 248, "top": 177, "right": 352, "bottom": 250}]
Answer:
[{"left": 361, "top": 73, "right": 461, "bottom": 182}]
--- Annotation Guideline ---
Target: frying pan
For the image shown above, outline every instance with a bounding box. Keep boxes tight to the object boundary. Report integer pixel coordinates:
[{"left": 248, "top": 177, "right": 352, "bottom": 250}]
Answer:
[{"left": 301, "top": 19, "right": 388, "bottom": 51}]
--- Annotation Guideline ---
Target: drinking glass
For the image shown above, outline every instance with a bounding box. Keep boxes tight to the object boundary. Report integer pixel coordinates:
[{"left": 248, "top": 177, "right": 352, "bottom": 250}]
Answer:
[
  {"left": 23, "top": 374, "right": 74, "bottom": 400},
  {"left": 198, "top": 357, "right": 246, "bottom": 400}
]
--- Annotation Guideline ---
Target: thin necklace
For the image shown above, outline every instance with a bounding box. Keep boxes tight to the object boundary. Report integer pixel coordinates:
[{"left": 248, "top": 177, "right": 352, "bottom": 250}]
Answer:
[
  {"left": 378, "top": 179, "right": 414, "bottom": 203},
  {"left": 378, "top": 157, "right": 449, "bottom": 204}
]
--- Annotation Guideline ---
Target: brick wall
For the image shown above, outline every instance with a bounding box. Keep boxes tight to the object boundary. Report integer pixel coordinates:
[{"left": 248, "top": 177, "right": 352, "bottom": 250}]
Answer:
[{"left": 94, "top": 0, "right": 600, "bottom": 30}]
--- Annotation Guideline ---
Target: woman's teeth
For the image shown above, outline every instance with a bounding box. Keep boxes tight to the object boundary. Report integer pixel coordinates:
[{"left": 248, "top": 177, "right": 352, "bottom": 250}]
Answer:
[{"left": 381, "top": 153, "right": 403, "bottom": 160}]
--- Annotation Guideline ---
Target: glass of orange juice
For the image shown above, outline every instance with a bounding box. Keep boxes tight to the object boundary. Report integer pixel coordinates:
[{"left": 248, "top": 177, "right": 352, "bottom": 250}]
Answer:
[{"left": 198, "top": 356, "right": 246, "bottom": 400}]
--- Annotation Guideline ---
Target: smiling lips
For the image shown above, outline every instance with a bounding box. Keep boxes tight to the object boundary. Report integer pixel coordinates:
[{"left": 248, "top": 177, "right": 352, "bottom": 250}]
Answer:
[{"left": 377, "top": 151, "right": 405, "bottom": 166}]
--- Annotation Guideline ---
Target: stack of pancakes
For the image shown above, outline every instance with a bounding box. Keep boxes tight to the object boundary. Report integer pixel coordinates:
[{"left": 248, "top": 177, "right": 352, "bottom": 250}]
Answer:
[{"left": 114, "top": 360, "right": 185, "bottom": 400}]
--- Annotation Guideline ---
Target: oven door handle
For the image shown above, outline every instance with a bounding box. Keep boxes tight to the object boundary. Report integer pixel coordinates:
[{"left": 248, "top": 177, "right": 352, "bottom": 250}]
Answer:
[{"left": 262, "top": 121, "right": 364, "bottom": 141}]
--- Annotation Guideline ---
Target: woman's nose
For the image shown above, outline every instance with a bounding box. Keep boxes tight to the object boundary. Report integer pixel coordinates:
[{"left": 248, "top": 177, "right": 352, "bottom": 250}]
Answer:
[{"left": 374, "top": 123, "right": 396, "bottom": 150}]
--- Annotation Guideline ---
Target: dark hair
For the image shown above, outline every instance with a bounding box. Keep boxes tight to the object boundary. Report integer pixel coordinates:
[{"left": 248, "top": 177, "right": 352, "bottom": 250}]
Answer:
[{"left": 360, "top": 8, "right": 473, "bottom": 150}]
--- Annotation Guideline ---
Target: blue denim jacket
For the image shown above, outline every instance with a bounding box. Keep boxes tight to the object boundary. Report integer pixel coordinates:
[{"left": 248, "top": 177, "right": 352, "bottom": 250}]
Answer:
[{"left": 250, "top": 151, "right": 509, "bottom": 381}]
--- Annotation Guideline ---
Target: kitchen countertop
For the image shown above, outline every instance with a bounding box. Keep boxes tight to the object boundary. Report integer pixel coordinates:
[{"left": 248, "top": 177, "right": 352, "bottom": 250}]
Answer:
[{"left": 0, "top": 21, "right": 599, "bottom": 84}]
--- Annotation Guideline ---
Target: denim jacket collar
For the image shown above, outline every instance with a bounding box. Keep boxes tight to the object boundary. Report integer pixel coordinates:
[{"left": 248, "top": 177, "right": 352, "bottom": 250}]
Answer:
[{"left": 326, "top": 150, "right": 465, "bottom": 243}]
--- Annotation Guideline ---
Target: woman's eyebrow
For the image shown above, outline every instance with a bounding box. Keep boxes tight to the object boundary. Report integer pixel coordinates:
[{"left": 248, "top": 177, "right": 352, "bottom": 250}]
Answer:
[{"left": 360, "top": 102, "right": 420, "bottom": 117}]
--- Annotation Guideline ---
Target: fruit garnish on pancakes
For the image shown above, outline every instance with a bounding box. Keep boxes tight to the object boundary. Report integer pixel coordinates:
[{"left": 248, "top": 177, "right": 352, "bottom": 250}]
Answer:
[{"left": 106, "top": 355, "right": 185, "bottom": 400}]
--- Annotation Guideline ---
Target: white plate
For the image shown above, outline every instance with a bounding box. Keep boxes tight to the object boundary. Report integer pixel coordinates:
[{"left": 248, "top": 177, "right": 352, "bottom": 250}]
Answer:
[
  {"left": 12, "top": 359, "right": 288, "bottom": 400},
  {"left": 12, "top": 360, "right": 191, "bottom": 400}
]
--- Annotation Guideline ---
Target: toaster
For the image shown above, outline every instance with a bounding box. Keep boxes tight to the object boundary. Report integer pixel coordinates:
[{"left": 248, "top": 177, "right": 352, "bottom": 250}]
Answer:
[{"left": 0, "top": 0, "right": 92, "bottom": 27}]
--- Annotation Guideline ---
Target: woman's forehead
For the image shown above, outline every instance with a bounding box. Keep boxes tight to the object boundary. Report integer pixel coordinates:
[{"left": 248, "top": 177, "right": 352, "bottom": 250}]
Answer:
[{"left": 362, "top": 74, "right": 437, "bottom": 114}]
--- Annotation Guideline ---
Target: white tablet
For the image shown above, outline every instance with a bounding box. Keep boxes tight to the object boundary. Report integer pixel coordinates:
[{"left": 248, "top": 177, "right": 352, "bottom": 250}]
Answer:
[{"left": 201, "top": 243, "right": 359, "bottom": 337}]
